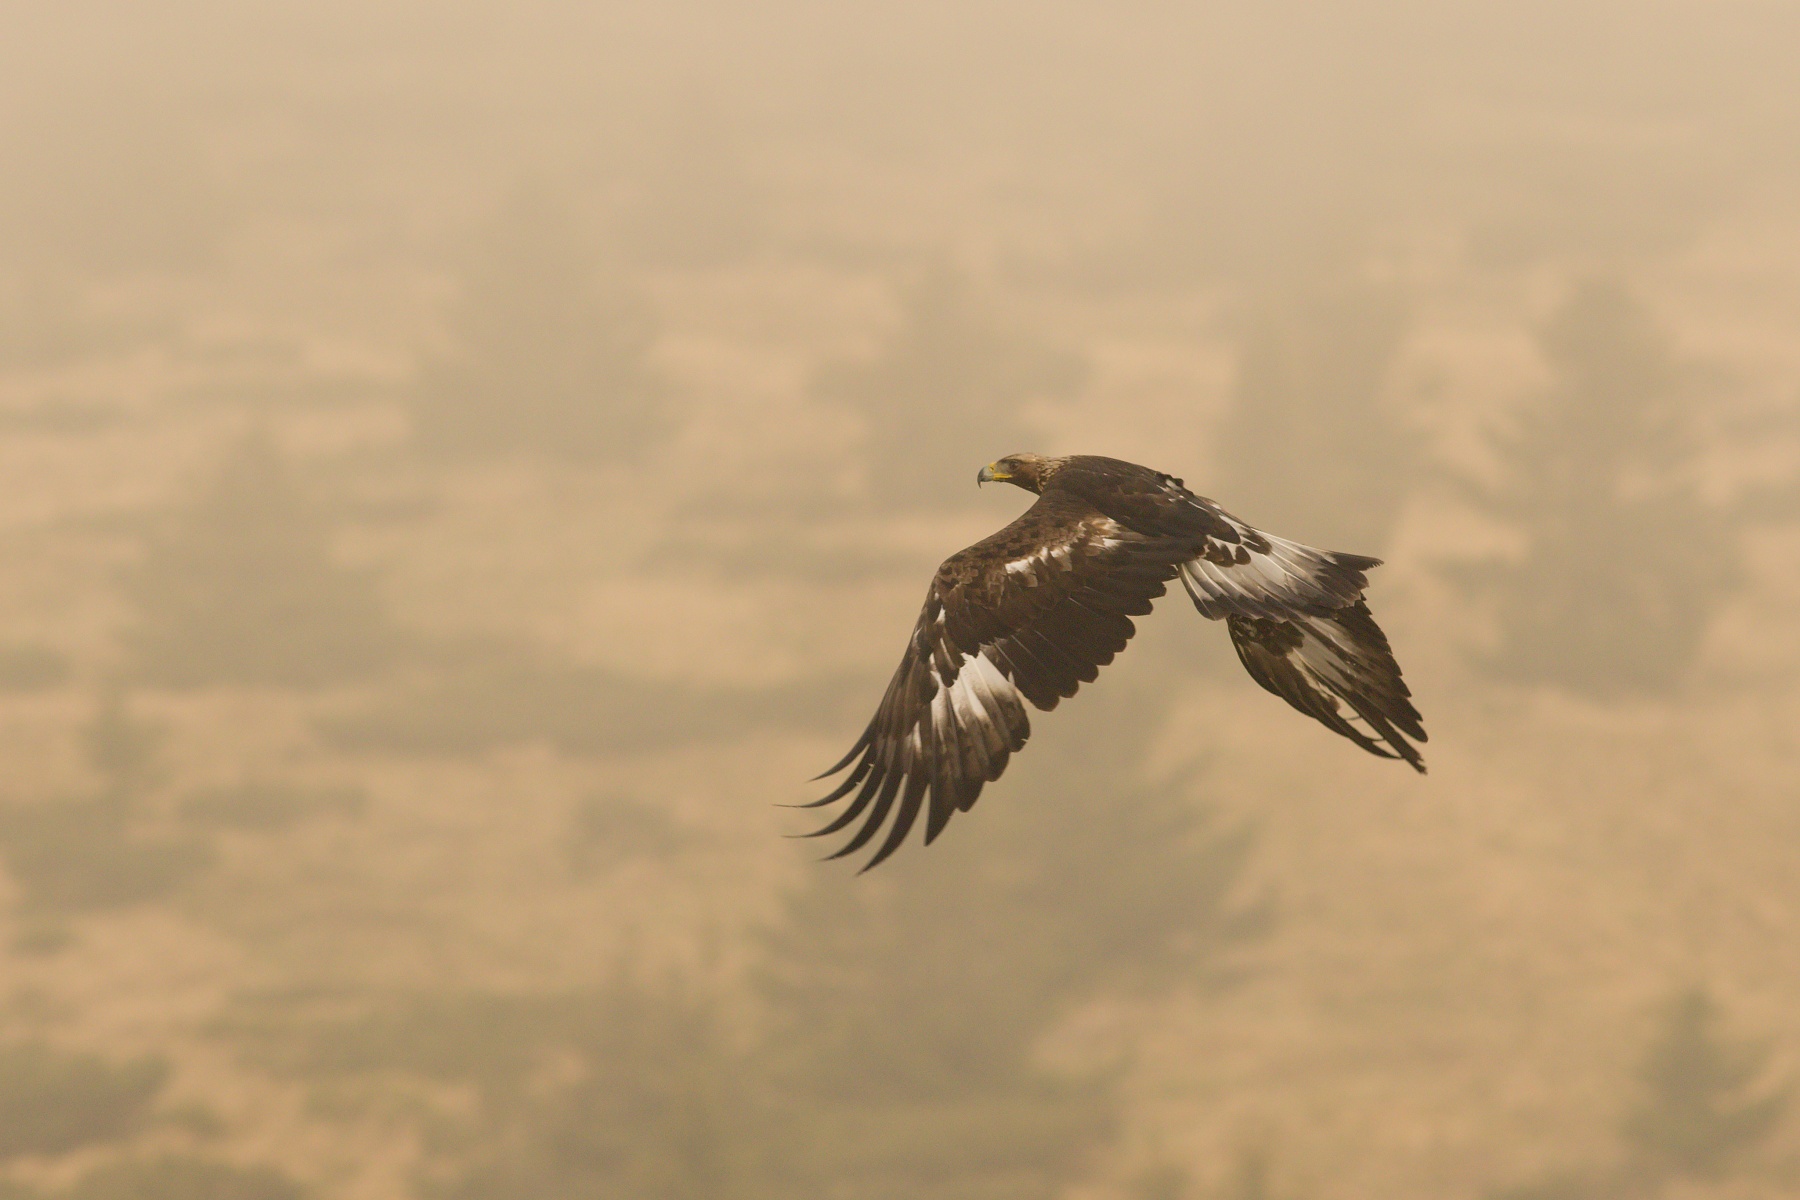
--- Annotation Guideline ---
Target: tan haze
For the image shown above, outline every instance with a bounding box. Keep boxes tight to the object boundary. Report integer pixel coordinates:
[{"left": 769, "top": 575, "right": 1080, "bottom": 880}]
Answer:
[{"left": 2, "top": 3, "right": 1799, "bottom": 1198}]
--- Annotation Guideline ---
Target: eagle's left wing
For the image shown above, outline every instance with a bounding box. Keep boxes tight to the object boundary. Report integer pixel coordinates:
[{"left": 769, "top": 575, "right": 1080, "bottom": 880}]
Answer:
[
  {"left": 1166, "top": 502, "right": 1426, "bottom": 772},
  {"left": 1086, "top": 468, "right": 1426, "bottom": 771},
  {"left": 1226, "top": 604, "right": 1427, "bottom": 772},
  {"left": 1088, "top": 469, "right": 1378, "bottom": 619},
  {"left": 801, "top": 491, "right": 1191, "bottom": 870}
]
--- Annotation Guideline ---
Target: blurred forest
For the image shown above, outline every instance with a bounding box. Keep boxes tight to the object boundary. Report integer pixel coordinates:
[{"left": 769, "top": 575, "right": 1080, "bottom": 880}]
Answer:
[{"left": 2, "top": 2, "right": 1800, "bottom": 1198}]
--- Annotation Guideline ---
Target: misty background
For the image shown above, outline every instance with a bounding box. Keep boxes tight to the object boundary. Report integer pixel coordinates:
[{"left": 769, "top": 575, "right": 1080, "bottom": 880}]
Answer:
[{"left": 2, "top": 2, "right": 1799, "bottom": 1197}]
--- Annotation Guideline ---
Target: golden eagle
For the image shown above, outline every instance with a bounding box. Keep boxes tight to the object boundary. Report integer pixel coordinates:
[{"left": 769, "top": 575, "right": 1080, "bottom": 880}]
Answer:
[{"left": 803, "top": 454, "right": 1426, "bottom": 869}]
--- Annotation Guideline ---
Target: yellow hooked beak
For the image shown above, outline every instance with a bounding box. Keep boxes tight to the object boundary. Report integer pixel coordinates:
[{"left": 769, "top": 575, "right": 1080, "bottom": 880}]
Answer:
[{"left": 977, "top": 462, "right": 1011, "bottom": 485}]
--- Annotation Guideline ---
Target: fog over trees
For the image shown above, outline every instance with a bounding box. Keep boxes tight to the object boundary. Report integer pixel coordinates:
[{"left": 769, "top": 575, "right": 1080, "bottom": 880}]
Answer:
[{"left": 2, "top": 2, "right": 1799, "bottom": 1197}]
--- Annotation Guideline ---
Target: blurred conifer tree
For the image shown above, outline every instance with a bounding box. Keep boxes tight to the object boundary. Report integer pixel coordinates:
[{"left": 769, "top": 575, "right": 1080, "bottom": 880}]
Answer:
[
  {"left": 815, "top": 261, "right": 1086, "bottom": 511},
  {"left": 120, "top": 430, "right": 399, "bottom": 688},
  {"left": 0, "top": 1042, "right": 168, "bottom": 1161},
  {"left": 1211, "top": 279, "right": 1422, "bottom": 555},
  {"left": 230, "top": 987, "right": 798, "bottom": 1200},
  {"left": 1216, "top": 1146, "right": 1284, "bottom": 1200},
  {"left": 1617, "top": 987, "right": 1789, "bottom": 1189},
  {"left": 409, "top": 183, "right": 669, "bottom": 463},
  {"left": 1128, "top": 1163, "right": 1195, "bottom": 1200},
  {"left": 233, "top": 685, "right": 1256, "bottom": 1200},
  {"left": 0, "top": 689, "right": 210, "bottom": 924},
  {"left": 0, "top": 641, "right": 71, "bottom": 692},
  {"left": 755, "top": 681, "right": 1261, "bottom": 1199},
  {"left": 82, "top": 685, "right": 165, "bottom": 800},
  {"left": 1459, "top": 280, "right": 1744, "bottom": 697},
  {"left": 60, "top": 1158, "right": 305, "bottom": 1200},
  {"left": 434, "top": 987, "right": 794, "bottom": 1200},
  {"left": 1489, "top": 985, "right": 1789, "bottom": 1199}
]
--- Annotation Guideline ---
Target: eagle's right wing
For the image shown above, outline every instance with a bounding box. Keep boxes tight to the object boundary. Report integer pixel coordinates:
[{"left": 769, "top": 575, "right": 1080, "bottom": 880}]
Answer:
[{"left": 801, "top": 492, "right": 1190, "bottom": 871}]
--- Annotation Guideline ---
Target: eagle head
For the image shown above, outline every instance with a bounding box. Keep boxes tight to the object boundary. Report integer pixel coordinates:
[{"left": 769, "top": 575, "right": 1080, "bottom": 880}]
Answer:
[{"left": 977, "top": 453, "right": 1060, "bottom": 493}]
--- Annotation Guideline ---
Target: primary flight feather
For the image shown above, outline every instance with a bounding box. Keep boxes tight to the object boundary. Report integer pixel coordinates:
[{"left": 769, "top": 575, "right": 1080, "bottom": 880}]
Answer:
[{"left": 804, "top": 454, "right": 1426, "bottom": 870}]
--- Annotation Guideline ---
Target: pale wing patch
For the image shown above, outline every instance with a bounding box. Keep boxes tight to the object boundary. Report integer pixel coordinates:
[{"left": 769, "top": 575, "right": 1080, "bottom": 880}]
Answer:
[
  {"left": 945, "top": 650, "right": 1018, "bottom": 729},
  {"left": 927, "top": 650, "right": 1023, "bottom": 753},
  {"left": 1179, "top": 514, "right": 1373, "bottom": 620}
]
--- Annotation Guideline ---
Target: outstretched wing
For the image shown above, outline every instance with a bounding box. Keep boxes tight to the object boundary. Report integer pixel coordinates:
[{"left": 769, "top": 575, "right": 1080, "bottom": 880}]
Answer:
[
  {"left": 1050, "top": 459, "right": 1378, "bottom": 619},
  {"left": 1226, "top": 604, "right": 1427, "bottom": 772},
  {"left": 803, "top": 491, "right": 1192, "bottom": 870},
  {"left": 1058, "top": 462, "right": 1424, "bottom": 769},
  {"left": 1075, "top": 464, "right": 1426, "bottom": 770}
]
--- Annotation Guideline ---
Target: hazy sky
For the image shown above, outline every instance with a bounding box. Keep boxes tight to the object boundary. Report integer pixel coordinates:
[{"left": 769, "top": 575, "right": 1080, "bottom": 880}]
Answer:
[{"left": 2, "top": 4, "right": 1799, "bottom": 1199}]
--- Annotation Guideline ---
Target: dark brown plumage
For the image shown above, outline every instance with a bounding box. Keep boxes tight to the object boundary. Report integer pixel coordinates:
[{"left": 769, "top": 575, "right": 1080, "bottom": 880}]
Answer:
[{"left": 804, "top": 454, "right": 1426, "bottom": 869}]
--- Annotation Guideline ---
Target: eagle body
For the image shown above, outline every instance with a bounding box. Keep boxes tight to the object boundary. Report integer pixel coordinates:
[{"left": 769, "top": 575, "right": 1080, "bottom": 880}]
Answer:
[{"left": 806, "top": 454, "right": 1426, "bottom": 870}]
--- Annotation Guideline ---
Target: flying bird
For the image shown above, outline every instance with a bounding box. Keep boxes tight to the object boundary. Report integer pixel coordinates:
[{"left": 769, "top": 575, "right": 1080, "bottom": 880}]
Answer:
[{"left": 802, "top": 454, "right": 1426, "bottom": 870}]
